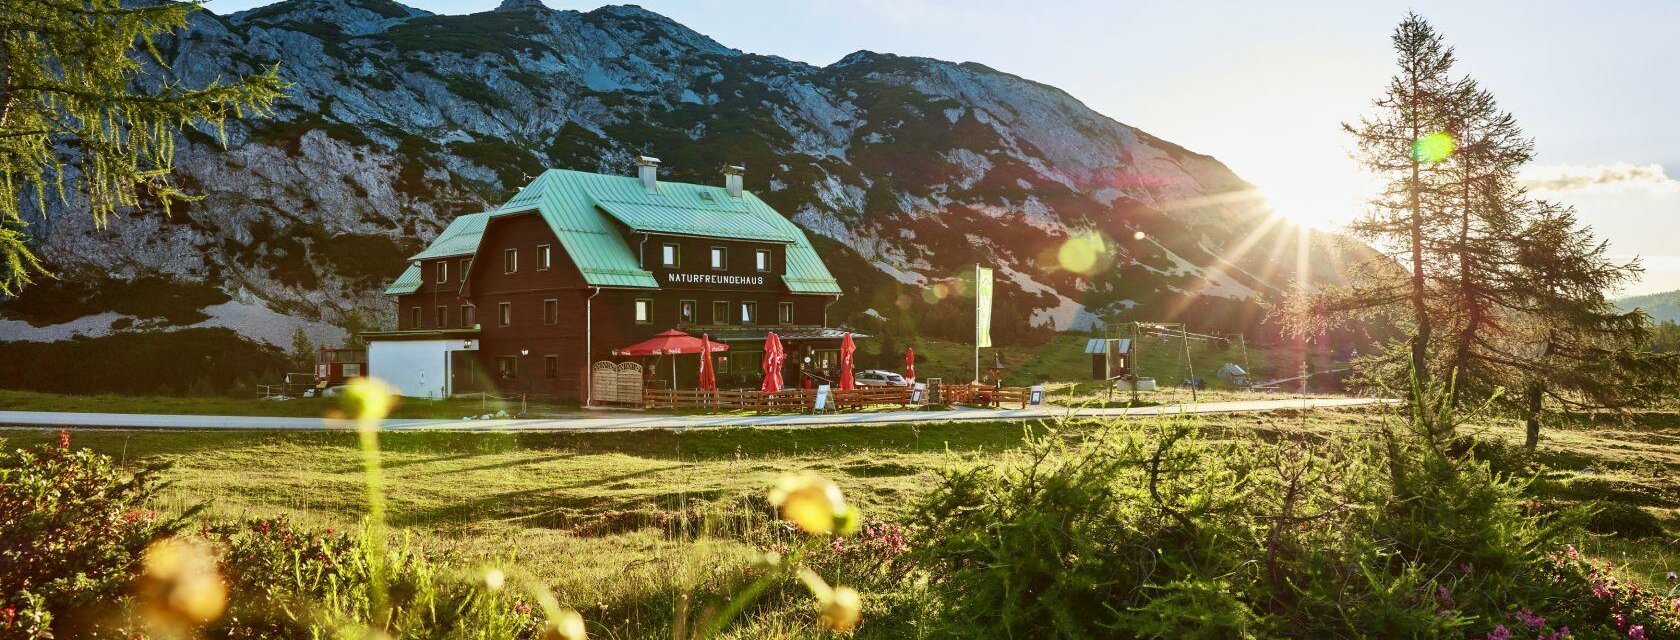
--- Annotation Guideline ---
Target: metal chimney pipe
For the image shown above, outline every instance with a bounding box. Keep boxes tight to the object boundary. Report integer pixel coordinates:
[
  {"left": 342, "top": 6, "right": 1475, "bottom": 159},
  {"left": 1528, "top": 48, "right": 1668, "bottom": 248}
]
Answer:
[
  {"left": 723, "top": 164, "right": 744, "bottom": 199},
  {"left": 636, "top": 155, "right": 661, "bottom": 193}
]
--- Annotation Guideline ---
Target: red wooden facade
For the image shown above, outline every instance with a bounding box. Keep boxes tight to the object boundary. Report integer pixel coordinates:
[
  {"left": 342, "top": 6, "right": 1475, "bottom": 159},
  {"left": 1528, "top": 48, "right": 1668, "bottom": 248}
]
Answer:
[{"left": 393, "top": 212, "right": 841, "bottom": 400}]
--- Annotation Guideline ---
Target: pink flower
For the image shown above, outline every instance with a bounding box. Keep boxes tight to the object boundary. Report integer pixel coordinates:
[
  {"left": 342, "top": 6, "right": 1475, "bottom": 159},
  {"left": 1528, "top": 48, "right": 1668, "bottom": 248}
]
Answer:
[
  {"left": 57, "top": 430, "right": 70, "bottom": 449},
  {"left": 1667, "top": 571, "right": 1677, "bottom": 581},
  {"left": 1487, "top": 624, "right": 1512, "bottom": 640},
  {"left": 1566, "top": 545, "right": 1580, "bottom": 559},
  {"left": 1515, "top": 608, "right": 1545, "bottom": 630},
  {"left": 1627, "top": 625, "right": 1645, "bottom": 640}
]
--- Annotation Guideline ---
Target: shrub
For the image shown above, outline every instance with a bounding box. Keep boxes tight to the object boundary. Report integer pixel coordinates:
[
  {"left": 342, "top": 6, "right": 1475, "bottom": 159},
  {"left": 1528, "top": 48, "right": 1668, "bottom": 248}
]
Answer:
[
  {"left": 0, "top": 432, "right": 194, "bottom": 638},
  {"left": 901, "top": 393, "right": 1680, "bottom": 638}
]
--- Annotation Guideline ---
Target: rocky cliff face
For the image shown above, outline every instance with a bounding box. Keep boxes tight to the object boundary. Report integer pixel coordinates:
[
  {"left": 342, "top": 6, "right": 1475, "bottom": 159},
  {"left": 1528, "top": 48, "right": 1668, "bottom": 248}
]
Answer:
[{"left": 1, "top": 0, "right": 1349, "bottom": 351}]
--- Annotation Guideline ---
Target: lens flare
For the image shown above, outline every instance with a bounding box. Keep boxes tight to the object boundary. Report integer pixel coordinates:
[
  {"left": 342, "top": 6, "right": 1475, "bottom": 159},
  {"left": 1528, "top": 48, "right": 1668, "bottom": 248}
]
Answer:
[
  {"left": 1132, "top": 230, "right": 1147, "bottom": 241},
  {"left": 1412, "top": 132, "right": 1455, "bottom": 163},
  {"left": 1056, "top": 233, "right": 1106, "bottom": 274}
]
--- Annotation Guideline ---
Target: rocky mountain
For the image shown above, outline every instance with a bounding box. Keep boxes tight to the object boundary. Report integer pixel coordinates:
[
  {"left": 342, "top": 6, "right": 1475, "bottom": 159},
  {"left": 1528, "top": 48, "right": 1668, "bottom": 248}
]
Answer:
[{"left": 1, "top": 0, "right": 1352, "bottom": 363}]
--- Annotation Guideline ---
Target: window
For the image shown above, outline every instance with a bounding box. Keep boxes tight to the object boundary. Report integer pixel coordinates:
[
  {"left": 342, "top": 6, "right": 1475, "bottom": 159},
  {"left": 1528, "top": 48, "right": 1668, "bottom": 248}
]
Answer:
[
  {"left": 544, "top": 355, "right": 559, "bottom": 379},
  {"left": 494, "top": 356, "right": 517, "bottom": 380},
  {"left": 634, "top": 299, "right": 653, "bottom": 324},
  {"left": 779, "top": 302, "right": 794, "bottom": 324},
  {"left": 436, "top": 305, "right": 447, "bottom": 328},
  {"left": 409, "top": 307, "right": 421, "bottom": 329},
  {"left": 461, "top": 304, "right": 474, "bottom": 328},
  {"left": 679, "top": 300, "right": 696, "bottom": 324},
  {"left": 435, "top": 261, "right": 448, "bottom": 284},
  {"left": 755, "top": 249, "right": 771, "bottom": 272},
  {"left": 713, "top": 301, "right": 730, "bottom": 324},
  {"left": 537, "top": 244, "right": 552, "bottom": 270},
  {"left": 459, "top": 258, "right": 472, "bottom": 280},
  {"left": 543, "top": 299, "right": 558, "bottom": 325},
  {"left": 661, "top": 243, "right": 680, "bottom": 268},
  {"left": 503, "top": 248, "right": 517, "bottom": 274},
  {"left": 498, "top": 302, "right": 512, "bottom": 326},
  {"left": 740, "top": 302, "right": 757, "bottom": 325},
  {"left": 710, "top": 246, "right": 727, "bottom": 270}
]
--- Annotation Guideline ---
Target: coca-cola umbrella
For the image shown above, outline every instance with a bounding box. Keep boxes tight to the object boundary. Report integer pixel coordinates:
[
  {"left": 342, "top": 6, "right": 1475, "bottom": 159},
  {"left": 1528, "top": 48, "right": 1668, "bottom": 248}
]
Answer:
[
  {"left": 760, "top": 332, "right": 786, "bottom": 393},
  {"left": 698, "top": 333, "right": 718, "bottom": 392},
  {"left": 838, "top": 332, "right": 856, "bottom": 390},
  {"left": 613, "top": 329, "right": 728, "bottom": 388},
  {"left": 904, "top": 346, "right": 916, "bottom": 384}
]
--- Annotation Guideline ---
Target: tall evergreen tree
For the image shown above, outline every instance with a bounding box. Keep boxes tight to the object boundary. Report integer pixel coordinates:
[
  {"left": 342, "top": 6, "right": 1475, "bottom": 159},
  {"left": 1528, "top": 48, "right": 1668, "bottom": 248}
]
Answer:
[
  {"left": 0, "top": 0, "right": 283, "bottom": 295},
  {"left": 1295, "top": 13, "right": 1460, "bottom": 397},
  {"left": 1509, "top": 202, "right": 1678, "bottom": 448}
]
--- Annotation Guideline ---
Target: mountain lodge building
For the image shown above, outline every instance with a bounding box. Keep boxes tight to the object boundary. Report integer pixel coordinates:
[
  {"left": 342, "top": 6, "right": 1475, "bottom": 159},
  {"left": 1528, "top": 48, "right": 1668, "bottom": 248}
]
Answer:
[{"left": 368, "top": 158, "right": 849, "bottom": 401}]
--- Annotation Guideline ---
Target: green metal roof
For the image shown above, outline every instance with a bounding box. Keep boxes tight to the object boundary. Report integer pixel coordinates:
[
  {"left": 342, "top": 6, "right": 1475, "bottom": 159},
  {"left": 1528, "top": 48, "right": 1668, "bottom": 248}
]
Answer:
[
  {"left": 409, "top": 211, "right": 491, "bottom": 260},
  {"left": 385, "top": 262, "right": 423, "bottom": 295},
  {"left": 390, "top": 168, "right": 841, "bottom": 294}
]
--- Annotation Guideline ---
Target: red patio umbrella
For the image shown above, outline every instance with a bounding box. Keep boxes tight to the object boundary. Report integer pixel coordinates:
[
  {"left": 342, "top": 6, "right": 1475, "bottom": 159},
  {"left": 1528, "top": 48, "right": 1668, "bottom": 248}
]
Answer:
[
  {"left": 613, "top": 329, "right": 728, "bottom": 389},
  {"left": 904, "top": 346, "right": 916, "bottom": 384},
  {"left": 838, "top": 333, "right": 856, "bottom": 390},
  {"left": 760, "top": 332, "right": 785, "bottom": 393},
  {"left": 698, "top": 333, "right": 718, "bottom": 392}
]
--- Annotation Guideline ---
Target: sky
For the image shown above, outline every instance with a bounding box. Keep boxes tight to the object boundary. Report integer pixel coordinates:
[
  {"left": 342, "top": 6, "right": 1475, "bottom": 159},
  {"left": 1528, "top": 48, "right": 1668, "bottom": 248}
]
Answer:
[{"left": 202, "top": 0, "right": 1680, "bottom": 295}]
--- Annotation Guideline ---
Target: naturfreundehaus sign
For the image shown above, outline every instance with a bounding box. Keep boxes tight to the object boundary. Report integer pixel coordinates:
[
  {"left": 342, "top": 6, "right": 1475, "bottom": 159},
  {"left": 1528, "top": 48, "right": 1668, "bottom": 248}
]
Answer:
[{"left": 664, "top": 272, "right": 768, "bottom": 286}]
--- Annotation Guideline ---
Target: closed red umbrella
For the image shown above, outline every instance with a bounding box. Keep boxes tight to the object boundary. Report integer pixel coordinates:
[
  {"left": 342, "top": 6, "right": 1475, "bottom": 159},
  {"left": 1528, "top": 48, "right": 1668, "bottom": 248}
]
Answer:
[
  {"left": 838, "top": 333, "right": 856, "bottom": 390},
  {"left": 904, "top": 346, "right": 916, "bottom": 384},
  {"left": 698, "top": 333, "right": 718, "bottom": 392},
  {"left": 760, "top": 332, "right": 785, "bottom": 393}
]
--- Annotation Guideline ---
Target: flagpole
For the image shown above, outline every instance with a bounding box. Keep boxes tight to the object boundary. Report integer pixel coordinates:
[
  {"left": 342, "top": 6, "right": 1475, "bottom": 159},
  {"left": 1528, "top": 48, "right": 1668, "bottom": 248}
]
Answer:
[{"left": 974, "top": 264, "right": 981, "bottom": 384}]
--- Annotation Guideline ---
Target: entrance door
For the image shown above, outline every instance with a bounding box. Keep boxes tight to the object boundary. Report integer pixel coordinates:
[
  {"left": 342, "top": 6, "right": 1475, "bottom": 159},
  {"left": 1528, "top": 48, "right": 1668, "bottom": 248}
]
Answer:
[{"left": 450, "top": 351, "right": 484, "bottom": 396}]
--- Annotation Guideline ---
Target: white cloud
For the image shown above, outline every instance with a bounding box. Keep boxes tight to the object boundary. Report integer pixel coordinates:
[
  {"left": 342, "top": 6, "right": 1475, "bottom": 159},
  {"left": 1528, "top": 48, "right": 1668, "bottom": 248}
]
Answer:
[{"left": 1521, "top": 162, "right": 1680, "bottom": 194}]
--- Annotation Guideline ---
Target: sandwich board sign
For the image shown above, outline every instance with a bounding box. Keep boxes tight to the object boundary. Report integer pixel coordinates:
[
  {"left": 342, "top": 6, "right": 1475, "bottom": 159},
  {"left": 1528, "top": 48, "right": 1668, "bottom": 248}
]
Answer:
[
  {"left": 814, "top": 384, "right": 831, "bottom": 411},
  {"left": 1029, "top": 385, "right": 1044, "bottom": 406},
  {"left": 911, "top": 382, "right": 926, "bottom": 403}
]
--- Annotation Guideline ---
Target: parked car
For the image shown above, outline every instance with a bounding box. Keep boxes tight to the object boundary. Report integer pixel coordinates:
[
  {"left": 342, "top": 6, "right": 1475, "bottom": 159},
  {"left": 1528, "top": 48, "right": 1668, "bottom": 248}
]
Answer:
[{"left": 855, "top": 370, "right": 908, "bottom": 387}]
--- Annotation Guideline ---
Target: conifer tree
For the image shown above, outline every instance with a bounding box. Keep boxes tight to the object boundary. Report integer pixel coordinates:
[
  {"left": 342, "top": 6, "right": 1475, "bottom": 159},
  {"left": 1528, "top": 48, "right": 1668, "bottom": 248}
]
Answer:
[
  {"left": 0, "top": 0, "right": 283, "bottom": 295},
  {"left": 1509, "top": 202, "right": 1678, "bottom": 448},
  {"left": 1296, "top": 13, "right": 1460, "bottom": 396},
  {"left": 289, "top": 326, "right": 315, "bottom": 373}
]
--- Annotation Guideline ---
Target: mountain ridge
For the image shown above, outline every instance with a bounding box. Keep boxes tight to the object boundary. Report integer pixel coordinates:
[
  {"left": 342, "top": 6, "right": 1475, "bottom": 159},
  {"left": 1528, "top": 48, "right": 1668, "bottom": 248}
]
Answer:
[{"left": 1, "top": 0, "right": 1345, "bottom": 358}]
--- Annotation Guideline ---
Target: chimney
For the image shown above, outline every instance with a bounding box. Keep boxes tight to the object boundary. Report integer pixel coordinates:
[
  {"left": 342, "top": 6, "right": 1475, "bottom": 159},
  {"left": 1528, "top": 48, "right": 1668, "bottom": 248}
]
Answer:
[
  {"left": 723, "top": 164, "right": 745, "bottom": 199},
  {"left": 636, "top": 155, "right": 661, "bottom": 193}
]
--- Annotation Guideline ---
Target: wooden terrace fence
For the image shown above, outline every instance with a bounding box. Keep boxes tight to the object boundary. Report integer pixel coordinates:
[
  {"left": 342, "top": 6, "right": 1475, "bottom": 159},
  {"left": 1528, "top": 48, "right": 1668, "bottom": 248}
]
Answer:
[{"left": 643, "top": 383, "right": 1033, "bottom": 411}]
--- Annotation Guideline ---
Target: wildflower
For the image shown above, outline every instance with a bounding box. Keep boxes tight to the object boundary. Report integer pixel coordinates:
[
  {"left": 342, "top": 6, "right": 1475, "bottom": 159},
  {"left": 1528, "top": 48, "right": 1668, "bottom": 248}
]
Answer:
[
  {"left": 541, "top": 609, "right": 587, "bottom": 640},
  {"left": 1628, "top": 625, "right": 1645, "bottom": 640},
  {"left": 1461, "top": 563, "right": 1473, "bottom": 575},
  {"left": 1, "top": 604, "right": 15, "bottom": 629},
  {"left": 769, "top": 474, "right": 857, "bottom": 536},
  {"left": 797, "top": 567, "right": 862, "bottom": 632},
  {"left": 1515, "top": 608, "right": 1545, "bottom": 630},
  {"left": 820, "top": 586, "right": 862, "bottom": 632},
  {"left": 133, "top": 538, "right": 227, "bottom": 632},
  {"left": 1436, "top": 585, "right": 1455, "bottom": 609},
  {"left": 1668, "top": 571, "right": 1677, "bottom": 581},
  {"left": 1565, "top": 545, "right": 1580, "bottom": 559},
  {"left": 57, "top": 430, "right": 69, "bottom": 449},
  {"left": 1487, "top": 623, "right": 1511, "bottom": 640}
]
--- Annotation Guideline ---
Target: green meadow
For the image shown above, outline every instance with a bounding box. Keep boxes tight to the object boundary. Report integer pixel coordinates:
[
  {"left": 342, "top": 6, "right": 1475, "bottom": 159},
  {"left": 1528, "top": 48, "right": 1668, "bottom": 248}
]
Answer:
[{"left": 5, "top": 404, "right": 1678, "bottom": 637}]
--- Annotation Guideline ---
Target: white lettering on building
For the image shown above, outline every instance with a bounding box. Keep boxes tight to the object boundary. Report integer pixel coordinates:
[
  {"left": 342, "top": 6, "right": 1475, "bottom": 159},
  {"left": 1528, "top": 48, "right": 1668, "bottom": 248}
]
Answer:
[{"left": 665, "top": 272, "right": 766, "bottom": 286}]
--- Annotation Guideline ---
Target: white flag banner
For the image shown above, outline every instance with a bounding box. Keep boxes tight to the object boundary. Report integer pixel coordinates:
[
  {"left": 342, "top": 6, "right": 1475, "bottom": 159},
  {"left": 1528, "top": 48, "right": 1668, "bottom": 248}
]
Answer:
[{"left": 975, "top": 265, "right": 994, "bottom": 349}]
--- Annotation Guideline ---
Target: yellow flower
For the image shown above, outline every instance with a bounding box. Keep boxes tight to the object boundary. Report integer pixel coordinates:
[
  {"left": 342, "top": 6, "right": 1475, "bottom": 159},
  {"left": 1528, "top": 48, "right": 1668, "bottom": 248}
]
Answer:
[
  {"left": 133, "top": 538, "right": 227, "bottom": 631},
  {"left": 769, "top": 474, "right": 849, "bottom": 535},
  {"left": 542, "top": 609, "right": 588, "bottom": 640},
  {"left": 819, "top": 586, "right": 862, "bottom": 632},
  {"left": 341, "top": 376, "right": 399, "bottom": 423}
]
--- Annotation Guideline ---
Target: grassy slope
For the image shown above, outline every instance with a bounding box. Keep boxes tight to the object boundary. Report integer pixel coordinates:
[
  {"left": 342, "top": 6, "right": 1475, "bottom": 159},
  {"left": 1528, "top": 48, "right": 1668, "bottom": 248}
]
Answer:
[
  {"left": 0, "top": 390, "right": 580, "bottom": 419},
  {"left": 6, "top": 407, "right": 1676, "bottom": 599}
]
